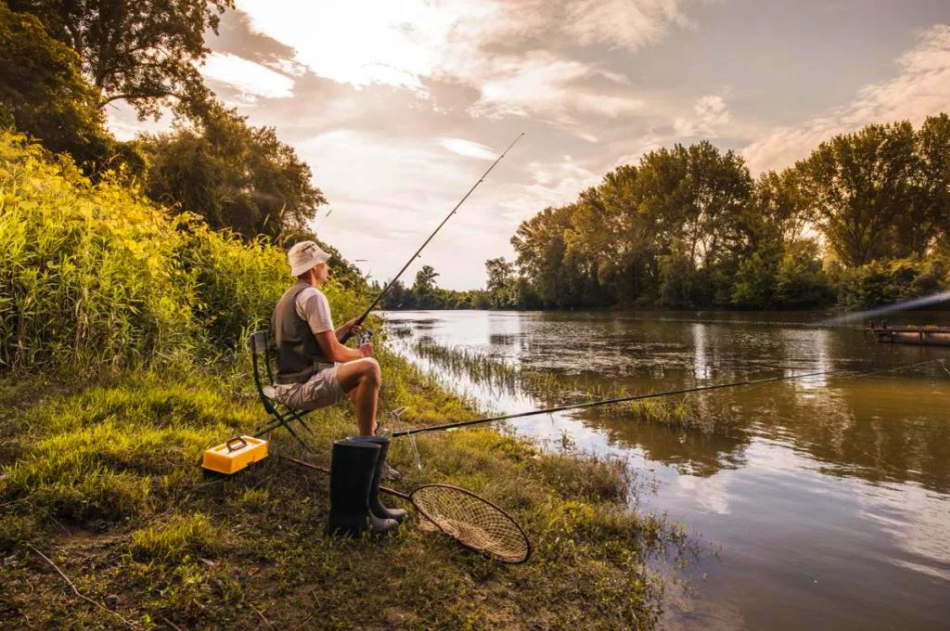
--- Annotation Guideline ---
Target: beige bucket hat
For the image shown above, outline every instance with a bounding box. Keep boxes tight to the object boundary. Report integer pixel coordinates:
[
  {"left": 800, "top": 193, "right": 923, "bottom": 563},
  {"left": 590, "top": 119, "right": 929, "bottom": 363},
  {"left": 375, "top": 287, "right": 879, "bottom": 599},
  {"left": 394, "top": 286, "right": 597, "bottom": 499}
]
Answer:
[{"left": 288, "top": 240, "right": 331, "bottom": 276}]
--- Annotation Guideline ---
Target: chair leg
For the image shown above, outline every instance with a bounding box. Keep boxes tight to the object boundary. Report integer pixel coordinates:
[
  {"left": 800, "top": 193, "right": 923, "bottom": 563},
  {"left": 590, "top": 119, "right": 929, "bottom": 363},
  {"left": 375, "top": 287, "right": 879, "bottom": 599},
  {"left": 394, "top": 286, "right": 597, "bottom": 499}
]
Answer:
[
  {"left": 254, "top": 410, "right": 314, "bottom": 452},
  {"left": 280, "top": 418, "right": 313, "bottom": 452},
  {"left": 282, "top": 406, "right": 316, "bottom": 435}
]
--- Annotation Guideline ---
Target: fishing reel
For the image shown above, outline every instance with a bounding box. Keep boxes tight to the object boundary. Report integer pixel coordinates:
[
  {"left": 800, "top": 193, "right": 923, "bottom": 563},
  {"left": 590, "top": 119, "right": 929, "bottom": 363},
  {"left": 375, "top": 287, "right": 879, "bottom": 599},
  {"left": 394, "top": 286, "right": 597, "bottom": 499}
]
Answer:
[{"left": 356, "top": 328, "right": 375, "bottom": 347}]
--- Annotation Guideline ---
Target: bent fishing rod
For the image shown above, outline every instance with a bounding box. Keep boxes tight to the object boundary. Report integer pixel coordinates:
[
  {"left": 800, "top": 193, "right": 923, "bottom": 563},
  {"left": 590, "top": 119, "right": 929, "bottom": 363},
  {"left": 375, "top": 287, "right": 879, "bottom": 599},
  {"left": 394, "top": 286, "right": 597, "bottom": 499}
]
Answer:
[
  {"left": 340, "top": 133, "right": 525, "bottom": 345},
  {"left": 391, "top": 359, "right": 942, "bottom": 438}
]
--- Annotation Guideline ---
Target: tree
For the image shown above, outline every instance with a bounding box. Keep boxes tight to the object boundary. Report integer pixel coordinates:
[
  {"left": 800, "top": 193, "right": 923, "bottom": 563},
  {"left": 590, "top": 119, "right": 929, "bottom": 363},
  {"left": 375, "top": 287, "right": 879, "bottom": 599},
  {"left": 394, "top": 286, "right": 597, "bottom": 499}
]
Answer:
[
  {"left": 800, "top": 122, "right": 919, "bottom": 267},
  {"left": 414, "top": 265, "right": 439, "bottom": 291},
  {"left": 8, "top": 0, "right": 231, "bottom": 119},
  {"left": 916, "top": 114, "right": 950, "bottom": 247},
  {"left": 485, "top": 258, "right": 513, "bottom": 292},
  {"left": 141, "top": 103, "right": 325, "bottom": 238},
  {"left": 751, "top": 169, "right": 812, "bottom": 247},
  {"left": 0, "top": 4, "right": 114, "bottom": 166}
]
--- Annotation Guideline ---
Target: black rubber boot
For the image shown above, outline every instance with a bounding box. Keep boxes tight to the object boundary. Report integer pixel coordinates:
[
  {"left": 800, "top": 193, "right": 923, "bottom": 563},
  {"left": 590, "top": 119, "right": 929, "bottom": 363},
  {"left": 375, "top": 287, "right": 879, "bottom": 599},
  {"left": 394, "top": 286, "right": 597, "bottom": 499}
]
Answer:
[
  {"left": 327, "top": 439, "right": 398, "bottom": 537},
  {"left": 352, "top": 436, "right": 409, "bottom": 523}
]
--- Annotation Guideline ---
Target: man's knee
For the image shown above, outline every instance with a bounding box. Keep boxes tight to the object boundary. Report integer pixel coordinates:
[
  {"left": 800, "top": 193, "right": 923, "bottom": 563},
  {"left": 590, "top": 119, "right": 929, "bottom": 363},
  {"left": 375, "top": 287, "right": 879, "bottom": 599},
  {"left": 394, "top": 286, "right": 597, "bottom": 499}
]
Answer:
[{"left": 362, "top": 358, "right": 381, "bottom": 385}]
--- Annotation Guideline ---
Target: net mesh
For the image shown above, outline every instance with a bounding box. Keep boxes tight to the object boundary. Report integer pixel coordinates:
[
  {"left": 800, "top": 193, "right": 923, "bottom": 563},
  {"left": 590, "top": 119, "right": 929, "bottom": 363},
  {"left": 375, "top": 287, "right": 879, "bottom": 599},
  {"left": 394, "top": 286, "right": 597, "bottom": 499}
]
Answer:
[{"left": 409, "top": 484, "right": 530, "bottom": 563}]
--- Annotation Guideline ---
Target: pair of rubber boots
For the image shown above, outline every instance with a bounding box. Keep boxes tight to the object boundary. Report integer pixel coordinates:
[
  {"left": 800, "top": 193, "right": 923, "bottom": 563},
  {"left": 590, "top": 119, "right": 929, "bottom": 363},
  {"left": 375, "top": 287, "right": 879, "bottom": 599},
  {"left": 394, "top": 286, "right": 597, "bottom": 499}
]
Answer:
[{"left": 327, "top": 436, "right": 407, "bottom": 537}]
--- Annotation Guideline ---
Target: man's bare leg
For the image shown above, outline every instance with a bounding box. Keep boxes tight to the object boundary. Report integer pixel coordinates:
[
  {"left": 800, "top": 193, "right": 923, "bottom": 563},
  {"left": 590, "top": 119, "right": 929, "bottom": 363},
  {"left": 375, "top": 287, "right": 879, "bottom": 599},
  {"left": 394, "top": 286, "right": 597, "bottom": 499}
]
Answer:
[{"left": 336, "top": 358, "right": 381, "bottom": 436}]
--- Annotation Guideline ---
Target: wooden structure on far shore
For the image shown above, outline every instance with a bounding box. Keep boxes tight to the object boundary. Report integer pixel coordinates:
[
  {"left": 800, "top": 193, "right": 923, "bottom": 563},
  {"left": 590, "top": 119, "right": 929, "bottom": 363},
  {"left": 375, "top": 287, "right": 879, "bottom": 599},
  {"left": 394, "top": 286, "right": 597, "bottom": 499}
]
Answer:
[{"left": 867, "top": 322, "right": 950, "bottom": 347}]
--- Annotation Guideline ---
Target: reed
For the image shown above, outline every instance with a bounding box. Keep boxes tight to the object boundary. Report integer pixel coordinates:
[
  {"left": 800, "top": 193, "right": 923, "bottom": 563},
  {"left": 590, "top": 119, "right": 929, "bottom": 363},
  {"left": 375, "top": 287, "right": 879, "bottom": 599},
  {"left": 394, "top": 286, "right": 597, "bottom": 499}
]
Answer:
[
  {"left": 409, "top": 339, "right": 736, "bottom": 434},
  {"left": 0, "top": 130, "right": 362, "bottom": 375}
]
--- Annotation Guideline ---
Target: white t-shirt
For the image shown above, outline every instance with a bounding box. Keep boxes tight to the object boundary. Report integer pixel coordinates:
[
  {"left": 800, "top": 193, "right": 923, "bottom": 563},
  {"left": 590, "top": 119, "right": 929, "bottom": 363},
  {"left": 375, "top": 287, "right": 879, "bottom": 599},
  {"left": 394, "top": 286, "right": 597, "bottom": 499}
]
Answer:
[{"left": 295, "top": 287, "right": 334, "bottom": 336}]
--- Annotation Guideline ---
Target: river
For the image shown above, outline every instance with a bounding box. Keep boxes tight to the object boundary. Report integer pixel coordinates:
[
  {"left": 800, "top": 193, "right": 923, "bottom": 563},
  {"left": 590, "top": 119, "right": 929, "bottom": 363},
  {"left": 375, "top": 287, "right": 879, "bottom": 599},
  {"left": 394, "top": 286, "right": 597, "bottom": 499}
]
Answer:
[{"left": 382, "top": 310, "right": 950, "bottom": 631}]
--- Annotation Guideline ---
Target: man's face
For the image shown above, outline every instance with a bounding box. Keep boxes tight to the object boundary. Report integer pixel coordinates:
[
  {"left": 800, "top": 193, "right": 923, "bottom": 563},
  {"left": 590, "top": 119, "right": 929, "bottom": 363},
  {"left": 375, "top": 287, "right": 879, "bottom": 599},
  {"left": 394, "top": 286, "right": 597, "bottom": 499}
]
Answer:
[{"left": 314, "top": 262, "right": 329, "bottom": 284}]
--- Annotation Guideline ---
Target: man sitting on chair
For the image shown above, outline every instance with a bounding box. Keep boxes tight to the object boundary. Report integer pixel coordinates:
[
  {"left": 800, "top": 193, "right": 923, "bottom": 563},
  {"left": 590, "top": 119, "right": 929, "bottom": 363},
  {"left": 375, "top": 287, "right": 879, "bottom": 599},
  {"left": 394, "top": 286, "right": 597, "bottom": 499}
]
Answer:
[{"left": 271, "top": 240, "right": 383, "bottom": 438}]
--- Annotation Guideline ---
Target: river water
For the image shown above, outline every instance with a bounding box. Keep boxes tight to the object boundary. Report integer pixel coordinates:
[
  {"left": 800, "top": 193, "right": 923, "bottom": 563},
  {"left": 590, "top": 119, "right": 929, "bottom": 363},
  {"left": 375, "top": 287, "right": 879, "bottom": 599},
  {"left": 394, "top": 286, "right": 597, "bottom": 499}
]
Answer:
[{"left": 383, "top": 310, "right": 950, "bottom": 631}]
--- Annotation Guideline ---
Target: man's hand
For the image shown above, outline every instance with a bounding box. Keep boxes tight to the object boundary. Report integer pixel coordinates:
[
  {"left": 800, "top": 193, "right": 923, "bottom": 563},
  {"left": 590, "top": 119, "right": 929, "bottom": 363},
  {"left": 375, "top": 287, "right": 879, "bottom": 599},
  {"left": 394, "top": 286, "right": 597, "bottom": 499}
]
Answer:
[
  {"left": 359, "top": 343, "right": 374, "bottom": 358},
  {"left": 343, "top": 317, "right": 363, "bottom": 335}
]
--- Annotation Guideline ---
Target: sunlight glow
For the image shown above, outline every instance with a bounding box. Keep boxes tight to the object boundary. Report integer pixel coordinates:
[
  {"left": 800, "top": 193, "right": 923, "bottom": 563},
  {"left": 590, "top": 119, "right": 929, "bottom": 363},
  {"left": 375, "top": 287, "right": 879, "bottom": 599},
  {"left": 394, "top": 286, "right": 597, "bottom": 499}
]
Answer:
[
  {"left": 819, "top": 290, "right": 950, "bottom": 326},
  {"left": 199, "top": 52, "right": 295, "bottom": 99},
  {"left": 438, "top": 138, "right": 498, "bottom": 160}
]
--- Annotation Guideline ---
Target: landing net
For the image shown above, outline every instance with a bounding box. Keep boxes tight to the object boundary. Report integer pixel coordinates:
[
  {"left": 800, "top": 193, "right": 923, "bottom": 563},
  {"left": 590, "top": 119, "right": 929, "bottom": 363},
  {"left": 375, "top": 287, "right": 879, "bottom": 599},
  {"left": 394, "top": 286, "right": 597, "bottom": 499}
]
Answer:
[{"left": 409, "top": 484, "right": 531, "bottom": 564}]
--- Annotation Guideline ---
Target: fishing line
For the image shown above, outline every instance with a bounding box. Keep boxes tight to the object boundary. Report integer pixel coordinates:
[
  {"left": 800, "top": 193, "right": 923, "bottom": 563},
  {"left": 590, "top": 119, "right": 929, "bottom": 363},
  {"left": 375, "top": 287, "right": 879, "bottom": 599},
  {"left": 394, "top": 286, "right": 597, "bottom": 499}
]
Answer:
[
  {"left": 340, "top": 133, "right": 524, "bottom": 344},
  {"left": 392, "top": 359, "right": 942, "bottom": 439}
]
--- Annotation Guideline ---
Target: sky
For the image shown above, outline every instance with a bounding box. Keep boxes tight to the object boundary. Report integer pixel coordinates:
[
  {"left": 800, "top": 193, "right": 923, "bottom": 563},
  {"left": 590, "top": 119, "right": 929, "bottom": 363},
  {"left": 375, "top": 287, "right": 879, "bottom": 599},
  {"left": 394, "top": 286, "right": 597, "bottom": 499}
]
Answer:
[{"left": 108, "top": 0, "right": 950, "bottom": 290}]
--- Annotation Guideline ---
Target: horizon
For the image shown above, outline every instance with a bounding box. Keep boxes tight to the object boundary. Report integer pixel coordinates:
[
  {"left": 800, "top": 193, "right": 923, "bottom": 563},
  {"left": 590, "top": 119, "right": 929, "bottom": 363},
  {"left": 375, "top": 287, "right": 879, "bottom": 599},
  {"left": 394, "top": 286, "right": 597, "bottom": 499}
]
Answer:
[{"left": 108, "top": 0, "right": 950, "bottom": 290}]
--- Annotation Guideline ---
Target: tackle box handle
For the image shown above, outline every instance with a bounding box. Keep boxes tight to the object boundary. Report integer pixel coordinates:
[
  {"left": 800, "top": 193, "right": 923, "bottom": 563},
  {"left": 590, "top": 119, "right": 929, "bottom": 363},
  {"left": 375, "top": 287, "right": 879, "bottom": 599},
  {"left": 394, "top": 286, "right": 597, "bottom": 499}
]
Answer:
[{"left": 226, "top": 437, "right": 248, "bottom": 453}]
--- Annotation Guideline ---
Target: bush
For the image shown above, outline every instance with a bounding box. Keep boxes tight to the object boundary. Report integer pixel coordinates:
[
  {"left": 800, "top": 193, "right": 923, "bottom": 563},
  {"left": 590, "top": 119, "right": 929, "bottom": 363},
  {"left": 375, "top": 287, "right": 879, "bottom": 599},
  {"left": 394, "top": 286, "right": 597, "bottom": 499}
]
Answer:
[
  {"left": 730, "top": 248, "right": 779, "bottom": 310},
  {"left": 0, "top": 131, "right": 196, "bottom": 371},
  {"left": 0, "top": 131, "right": 362, "bottom": 373},
  {"left": 776, "top": 240, "right": 834, "bottom": 308},
  {"left": 836, "top": 256, "right": 950, "bottom": 311}
]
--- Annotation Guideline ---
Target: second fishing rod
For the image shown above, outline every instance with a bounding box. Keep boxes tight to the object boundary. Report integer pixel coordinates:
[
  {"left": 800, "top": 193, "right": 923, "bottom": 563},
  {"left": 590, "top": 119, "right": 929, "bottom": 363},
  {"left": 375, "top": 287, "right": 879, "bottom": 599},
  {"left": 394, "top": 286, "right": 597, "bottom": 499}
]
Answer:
[{"left": 339, "top": 133, "right": 525, "bottom": 345}]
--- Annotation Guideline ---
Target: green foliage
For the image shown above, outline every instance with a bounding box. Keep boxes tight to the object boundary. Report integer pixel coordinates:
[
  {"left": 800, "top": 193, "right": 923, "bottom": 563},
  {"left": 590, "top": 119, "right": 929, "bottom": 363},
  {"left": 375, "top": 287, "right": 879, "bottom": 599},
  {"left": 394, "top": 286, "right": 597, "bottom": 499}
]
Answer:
[
  {"left": 836, "top": 256, "right": 950, "bottom": 311},
  {"left": 799, "top": 121, "right": 923, "bottom": 266},
  {"left": 142, "top": 103, "right": 326, "bottom": 239},
  {"left": 0, "top": 3, "right": 124, "bottom": 169},
  {"left": 730, "top": 246, "right": 780, "bottom": 310},
  {"left": 9, "top": 0, "right": 232, "bottom": 119},
  {"left": 775, "top": 240, "right": 834, "bottom": 308},
  {"left": 377, "top": 272, "right": 490, "bottom": 310},
  {"left": 413, "top": 264, "right": 439, "bottom": 292},
  {"left": 501, "top": 115, "right": 950, "bottom": 312},
  {"left": 0, "top": 130, "right": 197, "bottom": 371},
  {"left": 0, "top": 131, "right": 356, "bottom": 373},
  {"left": 657, "top": 239, "right": 702, "bottom": 309}
]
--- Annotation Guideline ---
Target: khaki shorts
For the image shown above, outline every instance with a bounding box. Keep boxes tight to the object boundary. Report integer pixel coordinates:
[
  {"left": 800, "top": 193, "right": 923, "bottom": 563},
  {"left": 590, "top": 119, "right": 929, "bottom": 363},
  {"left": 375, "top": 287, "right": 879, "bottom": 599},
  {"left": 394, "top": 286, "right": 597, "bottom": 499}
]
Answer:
[{"left": 273, "top": 365, "right": 346, "bottom": 410}]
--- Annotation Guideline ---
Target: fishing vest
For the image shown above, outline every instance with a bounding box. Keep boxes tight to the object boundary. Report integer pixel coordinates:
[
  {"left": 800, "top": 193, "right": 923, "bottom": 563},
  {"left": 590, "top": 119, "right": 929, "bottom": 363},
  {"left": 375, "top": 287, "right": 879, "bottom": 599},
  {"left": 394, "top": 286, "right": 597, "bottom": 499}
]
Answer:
[{"left": 271, "top": 282, "right": 333, "bottom": 384}]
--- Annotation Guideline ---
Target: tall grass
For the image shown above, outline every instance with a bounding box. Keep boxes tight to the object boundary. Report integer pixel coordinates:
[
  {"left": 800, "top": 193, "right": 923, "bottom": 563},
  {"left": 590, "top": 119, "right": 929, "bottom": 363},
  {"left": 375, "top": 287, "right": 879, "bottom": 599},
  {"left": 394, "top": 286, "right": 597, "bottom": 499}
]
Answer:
[
  {"left": 0, "top": 131, "right": 361, "bottom": 374},
  {"left": 410, "top": 339, "right": 739, "bottom": 434}
]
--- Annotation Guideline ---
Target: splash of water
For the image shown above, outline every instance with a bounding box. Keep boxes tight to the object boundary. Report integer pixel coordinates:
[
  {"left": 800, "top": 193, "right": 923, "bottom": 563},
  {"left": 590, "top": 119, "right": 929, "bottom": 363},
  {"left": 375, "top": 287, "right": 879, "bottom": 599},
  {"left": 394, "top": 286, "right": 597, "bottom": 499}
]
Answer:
[{"left": 819, "top": 290, "right": 950, "bottom": 326}]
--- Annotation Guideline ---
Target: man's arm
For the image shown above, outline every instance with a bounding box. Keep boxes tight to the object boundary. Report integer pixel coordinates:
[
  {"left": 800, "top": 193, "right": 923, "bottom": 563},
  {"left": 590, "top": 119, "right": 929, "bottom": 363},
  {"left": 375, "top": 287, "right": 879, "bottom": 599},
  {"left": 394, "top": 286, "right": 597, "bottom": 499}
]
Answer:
[{"left": 314, "top": 330, "right": 372, "bottom": 363}]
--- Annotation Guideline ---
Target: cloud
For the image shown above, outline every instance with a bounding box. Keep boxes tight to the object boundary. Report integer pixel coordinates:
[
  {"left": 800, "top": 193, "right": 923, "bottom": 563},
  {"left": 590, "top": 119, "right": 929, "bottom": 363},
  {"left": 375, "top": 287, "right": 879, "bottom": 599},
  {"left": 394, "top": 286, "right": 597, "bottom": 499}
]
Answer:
[
  {"left": 438, "top": 138, "right": 498, "bottom": 160},
  {"left": 497, "top": 156, "right": 602, "bottom": 222},
  {"left": 614, "top": 133, "right": 667, "bottom": 167},
  {"left": 469, "top": 51, "right": 643, "bottom": 123},
  {"left": 565, "top": 0, "right": 694, "bottom": 50},
  {"left": 234, "top": 0, "right": 692, "bottom": 123},
  {"left": 743, "top": 24, "right": 950, "bottom": 173},
  {"left": 673, "top": 94, "right": 730, "bottom": 137},
  {"left": 199, "top": 51, "right": 296, "bottom": 101}
]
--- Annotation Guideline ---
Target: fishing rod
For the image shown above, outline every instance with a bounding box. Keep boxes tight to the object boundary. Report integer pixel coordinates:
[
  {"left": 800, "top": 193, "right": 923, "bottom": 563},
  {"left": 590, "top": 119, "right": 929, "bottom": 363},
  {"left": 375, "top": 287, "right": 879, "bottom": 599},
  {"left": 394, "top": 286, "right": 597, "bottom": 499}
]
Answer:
[
  {"left": 340, "top": 133, "right": 525, "bottom": 344},
  {"left": 392, "top": 359, "right": 943, "bottom": 438}
]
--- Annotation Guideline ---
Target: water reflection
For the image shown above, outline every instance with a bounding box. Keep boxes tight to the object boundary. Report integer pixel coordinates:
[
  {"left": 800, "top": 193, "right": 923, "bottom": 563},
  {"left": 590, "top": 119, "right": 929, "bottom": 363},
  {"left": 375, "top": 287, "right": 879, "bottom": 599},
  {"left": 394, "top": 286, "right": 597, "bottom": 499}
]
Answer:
[{"left": 384, "top": 309, "right": 950, "bottom": 631}]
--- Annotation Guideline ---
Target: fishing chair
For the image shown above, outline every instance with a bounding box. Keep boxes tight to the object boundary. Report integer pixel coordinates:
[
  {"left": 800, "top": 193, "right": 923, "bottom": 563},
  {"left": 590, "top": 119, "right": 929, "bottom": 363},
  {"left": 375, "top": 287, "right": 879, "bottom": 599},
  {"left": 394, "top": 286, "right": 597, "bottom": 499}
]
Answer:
[{"left": 249, "top": 330, "right": 316, "bottom": 452}]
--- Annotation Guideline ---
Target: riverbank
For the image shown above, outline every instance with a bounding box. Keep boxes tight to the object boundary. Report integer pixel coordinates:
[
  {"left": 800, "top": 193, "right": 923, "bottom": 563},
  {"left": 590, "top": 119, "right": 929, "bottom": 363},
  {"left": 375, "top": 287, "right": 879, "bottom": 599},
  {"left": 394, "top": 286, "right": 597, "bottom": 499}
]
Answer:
[{"left": 0, "top": 349, "right": 688, "bottom": 630}]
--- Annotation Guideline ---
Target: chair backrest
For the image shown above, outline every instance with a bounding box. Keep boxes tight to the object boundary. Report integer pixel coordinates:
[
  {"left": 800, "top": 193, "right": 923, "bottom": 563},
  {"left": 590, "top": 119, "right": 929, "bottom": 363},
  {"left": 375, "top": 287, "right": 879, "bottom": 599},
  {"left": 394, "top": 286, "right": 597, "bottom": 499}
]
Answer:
[
  {"left": 248, "top": 330, "right": 269, "bottom": 355},
  {"left": 248, "top": 330, "right": 278, "bottom": 409}
]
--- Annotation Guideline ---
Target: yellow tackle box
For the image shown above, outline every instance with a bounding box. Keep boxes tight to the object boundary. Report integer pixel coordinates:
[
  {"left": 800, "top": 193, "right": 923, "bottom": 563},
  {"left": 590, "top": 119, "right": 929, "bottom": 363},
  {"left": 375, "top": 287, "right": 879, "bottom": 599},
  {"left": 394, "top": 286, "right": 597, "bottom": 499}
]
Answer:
[{"left": 202, "top": 436, "right": 268, "bottom": 475}]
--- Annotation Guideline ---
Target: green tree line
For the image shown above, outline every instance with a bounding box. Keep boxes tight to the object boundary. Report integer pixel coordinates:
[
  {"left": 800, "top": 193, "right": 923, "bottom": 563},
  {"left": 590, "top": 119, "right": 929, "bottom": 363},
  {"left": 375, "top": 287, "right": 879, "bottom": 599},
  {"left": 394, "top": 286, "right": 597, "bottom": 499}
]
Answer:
[
  {"left": 491, "top": 118, "right": 950, "bottom": 311},
  {"left": 1, "top": 0, "right": 329, "bottom": 243}
]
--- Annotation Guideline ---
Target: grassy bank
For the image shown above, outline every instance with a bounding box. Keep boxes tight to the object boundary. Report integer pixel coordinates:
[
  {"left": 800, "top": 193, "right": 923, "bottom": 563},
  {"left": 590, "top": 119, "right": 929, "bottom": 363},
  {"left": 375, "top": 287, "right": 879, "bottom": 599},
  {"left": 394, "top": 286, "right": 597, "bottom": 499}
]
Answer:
[
  {"left": 0, "top": 352, "right": 689, "bottom": 630},
  {"left": 0, "top": 133, "right": 689, "bottom": 629}
]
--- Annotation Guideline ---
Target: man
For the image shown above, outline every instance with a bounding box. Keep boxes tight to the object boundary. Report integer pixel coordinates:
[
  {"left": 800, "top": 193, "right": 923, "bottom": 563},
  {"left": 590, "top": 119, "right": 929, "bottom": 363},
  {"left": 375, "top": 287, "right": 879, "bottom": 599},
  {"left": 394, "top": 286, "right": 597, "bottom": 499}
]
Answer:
[{"left": 271, "top": 240, "right": 383, "bottom": 438}]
